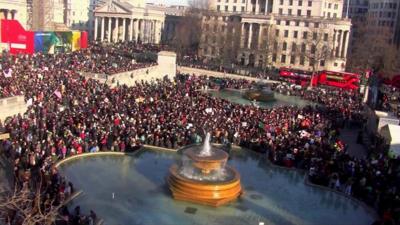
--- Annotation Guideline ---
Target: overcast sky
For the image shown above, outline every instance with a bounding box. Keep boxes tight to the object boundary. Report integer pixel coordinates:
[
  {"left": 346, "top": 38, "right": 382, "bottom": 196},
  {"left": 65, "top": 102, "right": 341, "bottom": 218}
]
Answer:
[{"left": 147, "top": 0, "right": 188, "bottom": 6}]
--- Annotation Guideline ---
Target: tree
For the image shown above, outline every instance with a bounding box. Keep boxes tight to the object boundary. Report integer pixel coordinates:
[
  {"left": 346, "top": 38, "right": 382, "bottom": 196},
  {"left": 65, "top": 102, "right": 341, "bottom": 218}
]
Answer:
[
  {"left": 294, "top": 24, "right": 333, "bottom": 75},
  {"left": 170, "top": 1, "right": 210, "bottom": 59},
  {"left": 0, "top": 180, "right": 61, "bottom": 225},
  {"left": 348, "top": 18, "right": 400, "bottom": 78},
  {"left": 262, "top": 24, "right": 280, "bottom": 70},
  {"left": 214, "top": 16, "right": 242, "bottom": 67}
]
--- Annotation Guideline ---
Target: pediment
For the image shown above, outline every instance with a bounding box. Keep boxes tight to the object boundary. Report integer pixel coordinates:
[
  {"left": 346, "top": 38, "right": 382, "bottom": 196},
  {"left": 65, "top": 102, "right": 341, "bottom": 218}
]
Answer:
[{"left": 95, "top": 1, "right": 132, "bottom": 14}]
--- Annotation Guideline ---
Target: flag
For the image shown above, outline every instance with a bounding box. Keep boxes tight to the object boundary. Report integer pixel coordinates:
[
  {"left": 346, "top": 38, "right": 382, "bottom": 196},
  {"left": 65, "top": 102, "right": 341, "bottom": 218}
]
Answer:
[
  {"left": 54, "top": 90, "right": 62, "bottom": 99},
  {"left": 3, "top": 69, "right": 12, "bottom": 78}
]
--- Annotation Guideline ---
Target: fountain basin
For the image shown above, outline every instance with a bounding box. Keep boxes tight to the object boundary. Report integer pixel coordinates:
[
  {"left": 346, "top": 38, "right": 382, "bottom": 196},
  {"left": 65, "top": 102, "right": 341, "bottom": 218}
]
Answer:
[
  {"left": 243, "top": 89, "right": 275, "bottom": 102},
  {"left": 185, "top": 148, "right": 229, "bottom": 174},
  {"left": 168, "top": 164, "right": 242, "bottom": 207}
]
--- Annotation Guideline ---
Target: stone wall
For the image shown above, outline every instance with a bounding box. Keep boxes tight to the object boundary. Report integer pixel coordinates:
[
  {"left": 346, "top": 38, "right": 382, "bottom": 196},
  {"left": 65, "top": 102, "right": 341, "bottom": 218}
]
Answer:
[
  {"left": 0, "top": 95, "right": 27, "bottom": 122},
  {"left": 177, "top": 66, "right": 278, "bottom": 84}
]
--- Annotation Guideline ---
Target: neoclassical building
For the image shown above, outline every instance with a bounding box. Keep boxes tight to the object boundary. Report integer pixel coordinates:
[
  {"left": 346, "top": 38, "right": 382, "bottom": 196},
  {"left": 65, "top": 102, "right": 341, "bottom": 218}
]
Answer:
[
  {"left": 93, "top": 0, "right": 180, "bottom": 44},
  {"left": 200, "top": 0, "right": 352, "bottom": 72}
]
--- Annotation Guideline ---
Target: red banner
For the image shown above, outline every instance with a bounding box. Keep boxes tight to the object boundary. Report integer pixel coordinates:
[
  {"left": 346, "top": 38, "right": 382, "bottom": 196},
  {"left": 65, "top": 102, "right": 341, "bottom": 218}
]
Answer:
[
  {"left": 1, "top": 19, "right": 34, "bottom": 54},
  {"left": 80, "top": 31, "right": 88, "bottom": 49}
]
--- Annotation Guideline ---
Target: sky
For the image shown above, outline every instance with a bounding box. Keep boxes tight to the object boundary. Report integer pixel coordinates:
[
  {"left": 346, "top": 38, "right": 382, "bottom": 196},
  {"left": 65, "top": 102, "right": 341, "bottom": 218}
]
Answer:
[{"left": 147, "top": 0, "right": 188, "bottom": 6}]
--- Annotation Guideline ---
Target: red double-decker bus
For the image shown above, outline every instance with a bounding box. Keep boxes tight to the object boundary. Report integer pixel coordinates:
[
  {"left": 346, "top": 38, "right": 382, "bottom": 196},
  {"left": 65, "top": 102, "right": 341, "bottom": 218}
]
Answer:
[
  {"left": 279, "top": 67, "right": 314, "bottom": 86},
  {"left": 317, "top": 70, "right": 360, "bottom": 90},
  {"left": 279, "top": 68, "right": 360, "bottom": 90}
]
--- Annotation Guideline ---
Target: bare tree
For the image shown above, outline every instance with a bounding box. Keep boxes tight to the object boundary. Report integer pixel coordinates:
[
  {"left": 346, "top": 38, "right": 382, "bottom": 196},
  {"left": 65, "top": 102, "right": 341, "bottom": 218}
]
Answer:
[
  {"left": 188, "top": 0, "right": 211, "bottom": 11},
  {"left": 295, "top": 24, "right": 333, "bottom": 75},
  {"left": 262, "top": 24, "right": 280, "bottom": 70},
  {"left": 348, "top": 18, "right": 400, "bottom": 78},
  {"left": 0, "top": 180, "right": 61, "bottom": 225}
]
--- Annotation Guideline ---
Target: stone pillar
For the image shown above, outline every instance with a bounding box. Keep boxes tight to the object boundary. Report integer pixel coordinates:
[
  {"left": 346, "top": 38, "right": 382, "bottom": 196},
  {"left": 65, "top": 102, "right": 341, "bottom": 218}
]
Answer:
[
  {"left": 129, "top": 19, "right": 134, "bottom": 41},
  {"left": 134, "top": 19, "right": 139, "bottom": 42},
  {"left": 114, "top": 18, "right": 119, "bottom": 42},
  {"left": 258, "top": 24, "right": 263, "bottom": 48},
  {"left": 248, "top": 23, "right": 253, "bottom": 49},
  {"left": 107, "top": 17, "right": 112, "bottom": 42},
  {"left": 241, "top": 23, "right": 245, "bottom": 48},
  {"left": 94, "top": 17, "right": 98, "bottom": 41},
  {"left": 341, "top": 30, "right": 348, "bottom": 58},
  {"left": 101, "top": 17, "right": 105, "bottom": 41},
  {"left": 336, "top": 30, "right": 342, "bottom": 57},
  {"left": 255, "top": 0, "right": 259, "bottom": 14},
  {"left": 332, "top": 30, "right": 336, "bottom": 57},
  {"left": 122, "top": 18, "right": 126, "bottom": 41}
]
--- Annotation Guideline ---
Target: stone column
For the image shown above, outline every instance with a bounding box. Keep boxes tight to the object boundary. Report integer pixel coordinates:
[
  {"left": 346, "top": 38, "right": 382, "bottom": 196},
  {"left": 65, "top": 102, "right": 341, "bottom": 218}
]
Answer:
[
  {"left": 134, "top": 19, "right": 139, "bottom": 42},
  {"left": 100, "top": 17, "right": 105, "bottom": 41},
  {"left": 336, "top": 30, "right": 342, "bottom": 57},
  {"left": 341, "top": 30, "right": 348, "bottom": 58},
  {"left": 129, "top": 19, "right": 134, "bottom": 41},
  {"left": 332, "top": 30, "right": 336, "bottom": 57},
  {"left": 258, "top": 24, "right": 263, "bottom": 48},
  {"left": 241, "top": 23, "right": 245, "bottom": 48},
  {"left": 122, "top": 18, "right": 126, "bottom": 41},
  {"left": 94, "top": 17, "right": 98, "bottom": 41},
  {"left": 255, "top": 0, "right": 259, "bottom": 14},
  {"left": 248, "top": 23, "right": 253, "bottom": 49},
  {"left": 114, "top": 18, "right": 119, "bottom": 42},
  {"left": 107, "top": 17, "right": 112, "bottom": 42}
]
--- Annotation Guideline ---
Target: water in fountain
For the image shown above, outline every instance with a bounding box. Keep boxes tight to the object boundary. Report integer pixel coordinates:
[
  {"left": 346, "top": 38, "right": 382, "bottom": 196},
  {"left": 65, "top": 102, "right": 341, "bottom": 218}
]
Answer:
[{"left": 199, "top": 132, "right": 212, "bottom": 157}]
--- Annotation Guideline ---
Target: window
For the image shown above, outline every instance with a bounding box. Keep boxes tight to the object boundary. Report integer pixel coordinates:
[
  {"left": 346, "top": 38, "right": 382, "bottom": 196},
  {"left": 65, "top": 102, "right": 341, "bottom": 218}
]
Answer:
[
  {"left": 290, "top": 55, "right": 295, "bottom": 64},
  {"left": 308, "top": 1, "right": 312, "bottom": 6},
  {"left": 327, "top": 12, "right": 331, "bottom": 18},
  {"left": 225, "top": 6, "right": 228, "bottom": 11},
  {"left": 307, "top": 10, "right": 311, "bottom": 17},
  {"left": 304, "top": 21, "right": 309, "bottom": 27},
  {"left": 309, "top": 58, "right": 314, "bottom": 67},
  {"left": 283, "top": 42, "right": 287, "bottom": 50},
  {"left": 217, "top": 5, "right": 220, "bottom": 11},
  {"left": 241, "top": 6, "right": 245, "bottom": 12},
  {"left": 280, "top": 0, "right": 284, "bottom": 5},
  {"left": 298, "top": 0, "right": 302, "bottom": 6},
  {"left": 311, "top": 45, "right": 316, "bottom": 54},
  {"left": 334, "top": 4, "right": 338, "bottom": 9},
  {"left": 301, "top": 43, "right": 306, "bottom": 52},
  {"left": 286, "top": 20, "right": 290, "bottom": 25},
  {"left": 272, "top": 54, "right": 277, "bottom": 62},
  {"left": 289, "top": 0, "right": 293, "bottom": 5},
  {"left": 333, "top": 13, "right": 337, "bottom": 18},
  {"left": 328, "top": 3, "right": 331, "bottom": 8},
  {"left": 292, "top": 43, "right": 297, "bottom": 51},
  {"left": 288, "top": 9, "right": 292, "bottom": 15},
  {"left": 275, "top": 29, "right": 280, "bottom": 37},
  {"left": 295, "top": 20, "right": 300, "bottom": 26},
  {"left": 314, "top": 22, "right": 319, "bottom": 28},
  {"left": 334, "top": 62, "right": 338, "bottom": 67},
  {"left": 277, "top": 20, "right": 281, "bottom": 25},
  {"left": 281, "top": 55, "right": 286, "bottom": 63},
  {"left": 284, "top": 30, "right": 289, "bottom": 37},
  {"left": 297, "top": 9, "right": 301, "bottom": 16},
  {"left": 279, "top": 8, "right": 283, "bottom": 15},
  {"left": 320, "top": 60, "right": 325, "bottom": 66},
  {"left": 294, "top": 30, "right": 298, "bottom": 38},
  {"left": 324, "top": 33, "right": 328, "bottom": 41},
  {"left": 233, "top": 6, "right": 236, "bottom": 12},
  {"left": 303, "top": 31, "right": 308, "bottom": 39},
  {"left": 313, "top": 32, "right": 317, "bottom": 40},
  {"left": 300, "top": 56, "right": 305, "bottom": 65}
]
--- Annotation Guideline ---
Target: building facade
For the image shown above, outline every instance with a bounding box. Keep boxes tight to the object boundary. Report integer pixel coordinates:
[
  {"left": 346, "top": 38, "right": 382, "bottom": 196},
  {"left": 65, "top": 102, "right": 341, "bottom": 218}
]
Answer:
[
  {"left": 200, "top": 0, "right": 352, "bottom": 72},
  {"left": 0, "top": 0, "right": 28, "bottom": 29},
  {"left": 367, "top": 0, "right": 400, "bottom": 46},
  {"left": 93, "top": 0, "right": 184, "bottom": 44}
]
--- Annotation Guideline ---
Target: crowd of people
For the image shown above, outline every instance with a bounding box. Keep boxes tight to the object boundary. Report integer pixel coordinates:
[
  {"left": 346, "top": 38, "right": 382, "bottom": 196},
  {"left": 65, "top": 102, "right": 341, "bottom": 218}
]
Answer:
[{"left": 0, "top": 43, "right": 399, "bottom": 225}]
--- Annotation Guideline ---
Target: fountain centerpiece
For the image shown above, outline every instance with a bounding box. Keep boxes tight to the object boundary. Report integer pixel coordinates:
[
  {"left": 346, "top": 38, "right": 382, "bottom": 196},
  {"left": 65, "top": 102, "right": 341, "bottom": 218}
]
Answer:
[
  {"left": 167, "top": 133, "right": 242, "bottom": 207},
  {"left": 243, "top": 83, "right": 275, "bottom": 102}
]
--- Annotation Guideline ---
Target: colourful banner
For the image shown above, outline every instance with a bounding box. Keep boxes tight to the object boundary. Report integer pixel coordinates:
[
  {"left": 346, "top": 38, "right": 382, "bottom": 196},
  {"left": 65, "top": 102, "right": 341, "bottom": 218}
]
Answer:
[
  {"left": 72, "top": 31, "right": 81, "bottom": 51},
  {"left": 1, "top": 19, "right": 34, "bottom": 54}
]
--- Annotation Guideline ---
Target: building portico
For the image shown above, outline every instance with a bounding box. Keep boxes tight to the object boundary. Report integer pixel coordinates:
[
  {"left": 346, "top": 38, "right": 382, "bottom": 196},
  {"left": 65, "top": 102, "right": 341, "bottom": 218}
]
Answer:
[{"left": 93, "top": 0, "right": 165, "bottom": 44}]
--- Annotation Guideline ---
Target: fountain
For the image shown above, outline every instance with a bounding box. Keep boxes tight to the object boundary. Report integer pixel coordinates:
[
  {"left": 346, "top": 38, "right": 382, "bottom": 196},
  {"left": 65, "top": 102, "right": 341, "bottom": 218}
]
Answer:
[
  {"left": 243, "top": 83, "right": 275, "bottom": 102},
  {"left": 167, "top": 133, "right": 242, "bottom": 207}
]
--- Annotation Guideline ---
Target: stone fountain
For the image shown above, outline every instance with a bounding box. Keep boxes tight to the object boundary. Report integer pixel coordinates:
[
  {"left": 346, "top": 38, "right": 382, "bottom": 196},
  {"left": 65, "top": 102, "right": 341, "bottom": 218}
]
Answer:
[{"left": 167, "top": 133, "right": 242, "bottom": 207}]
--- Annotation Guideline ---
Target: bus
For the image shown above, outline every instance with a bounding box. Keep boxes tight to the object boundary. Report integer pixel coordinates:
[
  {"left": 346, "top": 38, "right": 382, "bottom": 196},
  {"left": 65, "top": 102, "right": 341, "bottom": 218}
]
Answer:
[
  {"left": 317, "top": 70, "right": 360, "bottom": 90},
  {"left": 279, "top": 68, "right": 314, "bottom": 86},
  {"left": 279, "top": 68, "right": 360, "bottom": 90}
]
